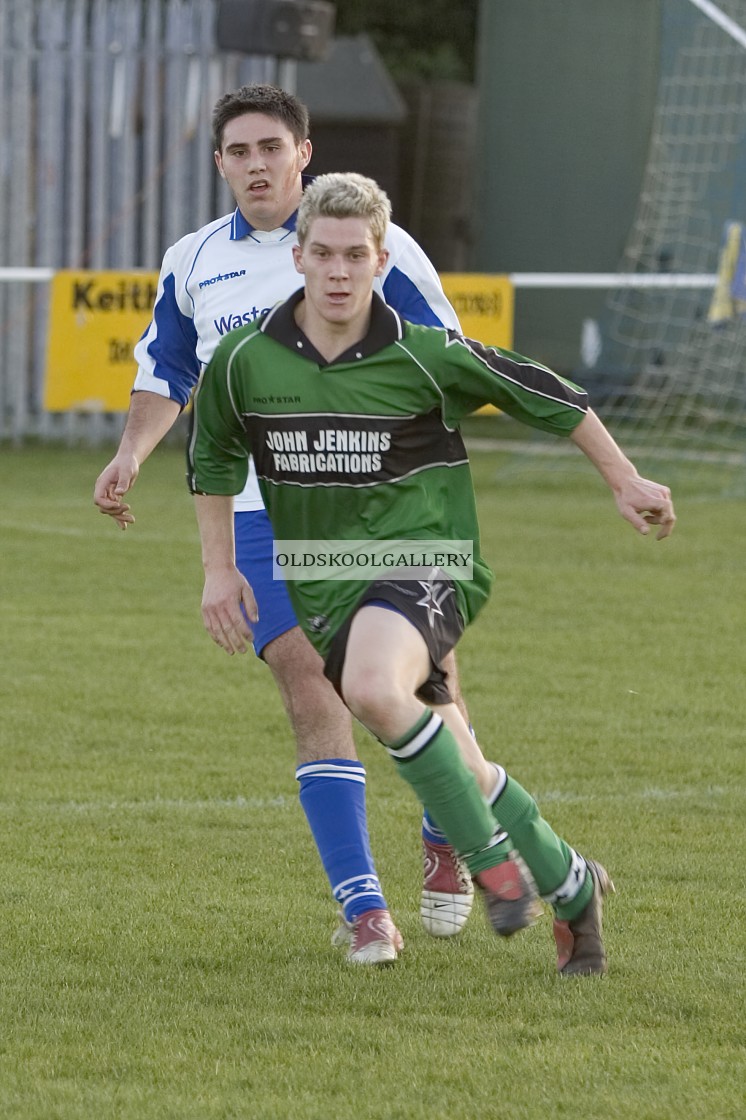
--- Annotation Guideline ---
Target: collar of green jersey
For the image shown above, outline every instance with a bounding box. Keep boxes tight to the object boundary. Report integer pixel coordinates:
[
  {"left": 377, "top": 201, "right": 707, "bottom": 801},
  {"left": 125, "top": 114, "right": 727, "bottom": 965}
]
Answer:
[{"left": 259, "top": 288, "right": 405, "bottom": 367}]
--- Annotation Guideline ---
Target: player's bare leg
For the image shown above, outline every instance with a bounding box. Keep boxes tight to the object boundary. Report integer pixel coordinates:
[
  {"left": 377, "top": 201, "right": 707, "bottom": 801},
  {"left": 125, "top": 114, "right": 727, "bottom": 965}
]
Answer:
[
  {"left": 263, "top": 624, "right": 401, "bottom": 963},
  {"left": 340, "top": 606, "right": 538, "bottom": 938},
  {"left": 441, "top": 649, "right": 468, "bottom": 724},
  {"left": 263, "top": 627, "right": 355, "bottom": 764}
]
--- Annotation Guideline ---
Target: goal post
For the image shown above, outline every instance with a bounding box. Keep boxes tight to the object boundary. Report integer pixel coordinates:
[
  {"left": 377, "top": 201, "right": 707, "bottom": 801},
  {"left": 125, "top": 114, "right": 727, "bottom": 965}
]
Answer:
[{"left": 686, "top": 0, "right": 746, "bottom": 49}]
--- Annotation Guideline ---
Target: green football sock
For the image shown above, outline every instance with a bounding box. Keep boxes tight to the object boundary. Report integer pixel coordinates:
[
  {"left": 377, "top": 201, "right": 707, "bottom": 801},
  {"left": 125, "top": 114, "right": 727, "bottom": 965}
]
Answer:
[
  {"left": 555, "top": 874, "right": 594, "bottom": 921},
  {"left": 491, "top": 774, "right": 593, "bottom": 918},
  {"left": 387, "top": 710, "right": 500, "bottom": 874},
  {"left": 423, "top": 741, "right": 514, "bottom": 869},
  {"left": 423, "top": 808, "right": 513, "bottom": 873}
]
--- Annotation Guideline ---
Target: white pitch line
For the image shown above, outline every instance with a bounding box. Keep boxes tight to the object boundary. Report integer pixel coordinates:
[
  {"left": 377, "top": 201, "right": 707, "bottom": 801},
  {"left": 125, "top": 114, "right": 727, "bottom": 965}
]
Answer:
[
  {"left": 536, "top": 785, "right": 736, "bottom": 805},
  {"left": 0, "top": 518, "right": 197, "bottom": 543},
  {"left": 0, "top": 787, "right": 737, "bottom": 817},
  {"left": 0, "top": 520, "right": 111, "bottom": 539},
  {"left": 0, "top": 794, "right": 295, "bottom": 815}
]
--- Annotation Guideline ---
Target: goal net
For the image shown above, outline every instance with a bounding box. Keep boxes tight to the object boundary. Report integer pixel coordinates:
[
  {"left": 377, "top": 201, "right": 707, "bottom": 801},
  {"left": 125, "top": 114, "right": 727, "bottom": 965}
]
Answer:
[
  {"left": 582, "top": 0, "right": 746, "bottom": 495},
  {"left": 488, "top": 0, "right": 746, "bottom": 498}
]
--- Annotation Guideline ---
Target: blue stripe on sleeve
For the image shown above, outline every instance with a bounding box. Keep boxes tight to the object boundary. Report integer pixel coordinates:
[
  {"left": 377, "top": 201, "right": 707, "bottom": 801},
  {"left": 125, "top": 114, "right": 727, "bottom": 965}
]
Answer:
[
  {"left": 145, "top": 272, "right": 201, "bottom": 406},
  {"left": 382, "top": 266, "right": 446, "bottom": 328}
]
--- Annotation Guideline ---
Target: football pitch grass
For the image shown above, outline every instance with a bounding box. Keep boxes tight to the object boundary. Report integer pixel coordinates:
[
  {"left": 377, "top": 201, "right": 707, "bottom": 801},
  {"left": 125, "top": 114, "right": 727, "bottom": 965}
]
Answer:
[{"left": 0, "top": 441, "right": 744, "bottom": 1120}]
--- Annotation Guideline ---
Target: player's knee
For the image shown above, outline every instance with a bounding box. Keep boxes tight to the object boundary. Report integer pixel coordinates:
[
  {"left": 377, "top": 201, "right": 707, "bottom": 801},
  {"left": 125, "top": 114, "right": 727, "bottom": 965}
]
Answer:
[{"left": 341, "top": 664, "right": 399, "bottom": 730}]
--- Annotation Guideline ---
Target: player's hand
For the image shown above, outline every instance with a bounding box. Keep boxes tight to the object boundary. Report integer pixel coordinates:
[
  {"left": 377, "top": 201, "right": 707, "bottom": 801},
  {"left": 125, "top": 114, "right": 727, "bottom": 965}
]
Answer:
[
  {"left": 93, "top": 455, "right": 139, "bottom": 530},
  {"left": 614, "top": 476, "right": 676, "bottom": 540},
  {"left": 201, "top": 567, "right": 258, "bottom": 655}
]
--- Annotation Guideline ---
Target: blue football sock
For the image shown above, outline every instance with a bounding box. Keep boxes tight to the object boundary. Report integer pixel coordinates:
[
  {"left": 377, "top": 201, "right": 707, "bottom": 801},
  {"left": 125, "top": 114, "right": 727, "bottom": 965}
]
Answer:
[
  {"left": 422, "top": 809, "right": 449, "bottom": 846},
  {"left": 296, "top": 759, "right": 387, "bottom": 924}
]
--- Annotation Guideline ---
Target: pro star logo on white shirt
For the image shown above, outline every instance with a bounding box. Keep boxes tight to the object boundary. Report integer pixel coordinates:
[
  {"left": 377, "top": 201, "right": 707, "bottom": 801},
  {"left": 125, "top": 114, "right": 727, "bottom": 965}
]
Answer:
[{"left": 416, "top": 572, "right": 453, "bottom": 629}]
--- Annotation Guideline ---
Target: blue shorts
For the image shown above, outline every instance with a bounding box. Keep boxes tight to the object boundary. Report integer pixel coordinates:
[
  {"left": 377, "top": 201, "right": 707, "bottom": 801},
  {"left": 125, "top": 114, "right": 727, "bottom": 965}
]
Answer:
[{"left": 234, "top": 508, "right": 299, "bottom": 657}]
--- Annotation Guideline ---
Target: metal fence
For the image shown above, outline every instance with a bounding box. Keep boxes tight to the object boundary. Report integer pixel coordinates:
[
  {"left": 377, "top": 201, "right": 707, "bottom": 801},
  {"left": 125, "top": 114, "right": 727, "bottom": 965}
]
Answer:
[{"left": 0, "top": 0, "right": 270, "bottom": 442}]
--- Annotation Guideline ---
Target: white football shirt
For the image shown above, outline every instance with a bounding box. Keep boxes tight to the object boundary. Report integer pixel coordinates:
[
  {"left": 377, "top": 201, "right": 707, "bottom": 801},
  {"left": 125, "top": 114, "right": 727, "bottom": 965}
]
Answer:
[{"left": 133, "top": 200, "right": 459, "bottom": 510}]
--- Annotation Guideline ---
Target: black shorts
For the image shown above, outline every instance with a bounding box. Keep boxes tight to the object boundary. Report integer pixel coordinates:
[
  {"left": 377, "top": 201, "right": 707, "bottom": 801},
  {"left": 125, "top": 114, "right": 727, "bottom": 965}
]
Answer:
[{"left": 323, "top": 568, "right": 464, "bottom": 706}]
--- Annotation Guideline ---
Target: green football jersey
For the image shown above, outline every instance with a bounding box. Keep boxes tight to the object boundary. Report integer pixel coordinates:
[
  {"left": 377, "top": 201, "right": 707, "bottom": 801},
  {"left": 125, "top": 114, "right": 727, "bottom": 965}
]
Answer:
[{"left": 188, "top": 291, "right": 588, "bottom": 655}]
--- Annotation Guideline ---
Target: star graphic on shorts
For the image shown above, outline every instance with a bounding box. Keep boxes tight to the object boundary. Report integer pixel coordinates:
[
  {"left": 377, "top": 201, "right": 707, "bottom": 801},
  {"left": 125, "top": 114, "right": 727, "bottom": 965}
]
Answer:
[{"left": 416, "top": 574, "right": 453, "bottom": 628}]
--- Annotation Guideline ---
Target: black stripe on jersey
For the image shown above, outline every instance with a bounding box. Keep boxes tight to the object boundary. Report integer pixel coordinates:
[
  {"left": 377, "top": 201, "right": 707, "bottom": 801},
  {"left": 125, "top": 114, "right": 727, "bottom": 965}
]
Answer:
[
  {"left": 445, "top": 331, "right": 588, "bottom": 413},
  {"left": 245, "top": 409, "right": 468, "bottom": 488}
]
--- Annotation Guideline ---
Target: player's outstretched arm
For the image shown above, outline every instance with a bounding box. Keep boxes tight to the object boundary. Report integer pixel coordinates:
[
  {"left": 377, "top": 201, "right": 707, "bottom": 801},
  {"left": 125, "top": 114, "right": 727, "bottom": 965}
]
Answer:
[
  {"left": 570, "top": 409, "right": 676, "bottom": 540},
  {"left": 93, "top": 391, "right": 181, "bottom": 529},
  {"left": 194, "top": 493, "right": 258, "bottom": 655}
]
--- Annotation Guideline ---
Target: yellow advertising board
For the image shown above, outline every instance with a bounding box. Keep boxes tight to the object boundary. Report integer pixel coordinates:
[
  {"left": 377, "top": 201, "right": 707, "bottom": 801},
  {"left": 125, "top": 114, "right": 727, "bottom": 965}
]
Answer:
[
  {"left": 439, "top": 274, "right": 514, "bottom": 415},
  {"left": 439, "top": 273, "right": 513, "bottom": 349},
  {"left": 45, "top": 270, "right": 157, "bottom": 411},
  {"left": 43, "top": 269, "right": 515, "bottom": 412}
]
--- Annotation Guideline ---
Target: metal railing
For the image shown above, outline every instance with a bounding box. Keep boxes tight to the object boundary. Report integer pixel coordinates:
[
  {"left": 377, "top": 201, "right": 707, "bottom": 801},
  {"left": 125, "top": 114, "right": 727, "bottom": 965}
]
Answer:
[{"left": 0, "top": 0, "right": 269, "bottom": 442}]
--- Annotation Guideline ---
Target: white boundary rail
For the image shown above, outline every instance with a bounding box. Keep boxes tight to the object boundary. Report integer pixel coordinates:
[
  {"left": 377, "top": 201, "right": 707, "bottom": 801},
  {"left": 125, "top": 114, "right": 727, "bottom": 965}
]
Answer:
[
  {"left": 0, "top": 268, "right": 719, "bottom": 444},
  {"left": 508, "top": 274, "right": 717, "bottom": 289},
  {"left": 0, "top": 269, "right": 719, "bottom": 288}
]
